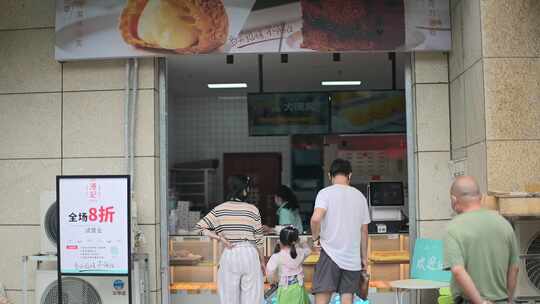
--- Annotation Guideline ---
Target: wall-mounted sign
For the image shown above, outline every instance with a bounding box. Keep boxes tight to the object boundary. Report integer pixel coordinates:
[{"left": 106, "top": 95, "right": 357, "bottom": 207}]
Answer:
[
  {"left": 449, "top": 158, "right": 466, "bottom": 178},
  {"left": 55, "top": 0, "right": 450, "bottom": 61},
  {"left": 411, "top": 238, "right": 452, "bottom": 282},
  {"left": 57, "top": 176, "right": 130, "bottom": 275}
]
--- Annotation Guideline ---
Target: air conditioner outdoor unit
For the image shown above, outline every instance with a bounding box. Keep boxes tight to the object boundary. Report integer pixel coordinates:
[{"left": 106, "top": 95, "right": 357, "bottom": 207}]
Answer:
[
  {"left": 35, "top": 257, "right": 147, "bottom": 304},
  {"left": 515, "top": 220, "right": 540, "bottom": 299},
  {"left": 36, "top": 269, "right": 129, "bottom": 304},
  {"left": 40, "top": 191, "right": 57, "bottom": 255}
]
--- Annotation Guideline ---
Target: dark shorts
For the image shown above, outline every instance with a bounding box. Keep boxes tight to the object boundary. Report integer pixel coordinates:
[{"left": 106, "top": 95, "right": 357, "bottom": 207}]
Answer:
[{"left": 311, "top": 249, "right": 362, "bottom": 295}]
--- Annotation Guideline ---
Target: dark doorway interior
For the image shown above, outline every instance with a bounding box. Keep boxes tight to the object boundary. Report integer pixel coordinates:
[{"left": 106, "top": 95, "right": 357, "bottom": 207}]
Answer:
[{"left": 223, "top": 152, "right": 282, "bottom": 226}]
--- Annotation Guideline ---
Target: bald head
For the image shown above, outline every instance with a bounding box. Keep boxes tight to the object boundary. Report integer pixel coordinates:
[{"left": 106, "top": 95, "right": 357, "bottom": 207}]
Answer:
[{"left": 451, "top": 176, "right": 481, "bottom": 204}]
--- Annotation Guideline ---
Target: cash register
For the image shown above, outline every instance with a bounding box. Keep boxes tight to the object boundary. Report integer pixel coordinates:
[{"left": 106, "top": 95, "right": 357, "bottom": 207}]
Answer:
[{"left": 367, "top": 181, "right": 408, "bottom": 234}]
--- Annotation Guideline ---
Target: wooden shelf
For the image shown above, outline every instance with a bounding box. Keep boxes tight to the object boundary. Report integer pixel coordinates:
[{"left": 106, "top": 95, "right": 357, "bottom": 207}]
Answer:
[
  {"left": 170, "top": 281, "right": 395, "bottom": 293},
  {"left": 370, "top": 250, "right": 410, "bottom": 264},
  {"left": 367, "top": 234, "right": 410, "bottom": 283}
]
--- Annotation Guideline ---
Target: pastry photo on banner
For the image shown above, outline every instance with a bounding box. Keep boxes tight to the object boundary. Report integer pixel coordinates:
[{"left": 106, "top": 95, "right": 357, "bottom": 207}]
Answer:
[
  {"left": 55, "top": 0, "right": 256, "bottom": 60},
  {"left": 54, "top": 0, "right": 450, "bottom": 61}
]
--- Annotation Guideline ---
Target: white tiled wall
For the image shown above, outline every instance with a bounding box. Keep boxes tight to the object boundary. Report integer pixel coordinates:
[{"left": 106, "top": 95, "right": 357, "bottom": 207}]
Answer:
[
  {"left": 169, "top": 96, "right": 291, "bottom": 201},
  {"left": 0, "top": 2, "right": 161, "bottom": 301}
]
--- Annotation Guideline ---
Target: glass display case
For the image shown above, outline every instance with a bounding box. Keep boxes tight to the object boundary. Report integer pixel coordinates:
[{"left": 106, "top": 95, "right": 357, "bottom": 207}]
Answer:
[
  {"left": 169, "top": 234, "right": 270, "bottom": 294},
  {"left": 367, "top": 233, "right": 410, "bottom": 291},
  {"left": 169, "top": 234, "right": 410, "bottom": 296},
  {"left": 169, "top": 235, "right": 220, "bottom": 294}
]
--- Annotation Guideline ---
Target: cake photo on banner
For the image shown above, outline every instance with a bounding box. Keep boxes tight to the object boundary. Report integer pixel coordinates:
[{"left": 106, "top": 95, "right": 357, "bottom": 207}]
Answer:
[{"left": 299, "top": 0, "right": 405, "bottom": 51}]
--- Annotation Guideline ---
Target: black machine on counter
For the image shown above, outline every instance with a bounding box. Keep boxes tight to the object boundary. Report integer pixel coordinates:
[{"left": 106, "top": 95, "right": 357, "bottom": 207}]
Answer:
[{"left": 367, "top": 181, "right": 408, "bottom": 234}]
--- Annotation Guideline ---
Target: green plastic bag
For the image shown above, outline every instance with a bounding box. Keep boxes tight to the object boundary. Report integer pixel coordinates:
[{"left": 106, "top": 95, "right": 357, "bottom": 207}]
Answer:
[
  {"left": 276, "top": 283, "right": 310, "bottom": 304},
  {"left": 438, "top": 287, "right": 454, "bottom": 304}
]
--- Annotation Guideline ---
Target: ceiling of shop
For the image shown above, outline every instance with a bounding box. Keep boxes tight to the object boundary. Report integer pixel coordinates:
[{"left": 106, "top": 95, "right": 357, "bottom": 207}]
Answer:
[{"left": 167, "top": 52, "right": 406, "bottom": 98}]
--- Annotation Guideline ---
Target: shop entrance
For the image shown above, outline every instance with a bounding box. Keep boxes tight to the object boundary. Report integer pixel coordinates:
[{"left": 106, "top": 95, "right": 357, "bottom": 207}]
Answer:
[{"left": 165, "top": 52, "right": 411, "bottom": 303}]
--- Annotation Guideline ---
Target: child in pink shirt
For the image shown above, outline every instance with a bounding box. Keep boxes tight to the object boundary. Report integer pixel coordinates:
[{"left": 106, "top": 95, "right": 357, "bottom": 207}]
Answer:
[{"left": 266, "top": 226, "right": 311, "bottom": 304}]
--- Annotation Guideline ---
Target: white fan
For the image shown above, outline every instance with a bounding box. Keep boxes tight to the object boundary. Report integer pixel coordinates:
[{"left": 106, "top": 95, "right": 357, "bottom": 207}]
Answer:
[
  {"left": 36, "top": 269, "right": 129, "bottom": 304},
  {"left": 40, "top": 191, "right": 57, "bottom": 254},
  {"left": 515, "top": 220, "right": 540, "bottom": 299},
  {"left": 40, "top": 276, "right": 102, "bottom": 304}
]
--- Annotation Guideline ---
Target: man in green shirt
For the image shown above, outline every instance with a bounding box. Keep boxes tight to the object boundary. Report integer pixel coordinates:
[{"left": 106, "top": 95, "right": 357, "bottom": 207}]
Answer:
[{"left": 444, "top": 176, "right": 520, "bottom": 304}]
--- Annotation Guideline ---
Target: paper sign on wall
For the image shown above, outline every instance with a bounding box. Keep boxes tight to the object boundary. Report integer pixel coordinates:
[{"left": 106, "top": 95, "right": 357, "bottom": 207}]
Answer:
[
  {"left": 411, "top": 238, "right": 452, "bottom": 282},
  {"left": 58, "top": 176, "right": 130, "bottom": 275}
]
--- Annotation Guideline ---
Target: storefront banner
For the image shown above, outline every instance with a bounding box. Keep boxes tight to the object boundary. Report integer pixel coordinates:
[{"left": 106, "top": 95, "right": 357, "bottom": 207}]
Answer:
[
  {"left": 55, "top": 0, "right": 450, "bottom": 61},
  {"left": 58, "top": 176, "right": 130, "bottom": 275}
]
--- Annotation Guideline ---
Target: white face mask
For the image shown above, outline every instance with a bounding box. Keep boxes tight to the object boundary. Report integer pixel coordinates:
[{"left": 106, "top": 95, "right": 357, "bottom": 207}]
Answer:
[{"left": 274, "top": 195, "right": 284, "bottom": 207}]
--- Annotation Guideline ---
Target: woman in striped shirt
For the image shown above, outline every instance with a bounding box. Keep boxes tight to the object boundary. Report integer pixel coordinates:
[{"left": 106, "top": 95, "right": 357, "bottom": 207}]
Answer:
[{"left": 195, "top": 175, "right": 265, "bottom": 304}]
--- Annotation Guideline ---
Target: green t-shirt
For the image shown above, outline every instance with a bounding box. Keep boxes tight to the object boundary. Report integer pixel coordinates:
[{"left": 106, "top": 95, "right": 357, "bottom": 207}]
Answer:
[
  {"left": 277, "top": 203, "right": 304, "bottom": 232},
  {"left": 444, "top": 209, "right": 520, "bottom": 301}
]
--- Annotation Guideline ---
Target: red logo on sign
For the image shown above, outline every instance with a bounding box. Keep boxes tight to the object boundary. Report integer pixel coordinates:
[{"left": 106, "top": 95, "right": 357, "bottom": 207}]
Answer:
[
  {"left": 87, "top": 180, "right": 99, "bottom": 200},
  {"left": 66, "top": 245, "right": 78, "bottom": 250}
]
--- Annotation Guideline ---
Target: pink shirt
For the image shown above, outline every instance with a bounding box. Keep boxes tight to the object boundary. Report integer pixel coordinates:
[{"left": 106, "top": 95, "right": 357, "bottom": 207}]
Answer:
[{"left": 266, "top": 245, "right": 311, "bottom": 287}]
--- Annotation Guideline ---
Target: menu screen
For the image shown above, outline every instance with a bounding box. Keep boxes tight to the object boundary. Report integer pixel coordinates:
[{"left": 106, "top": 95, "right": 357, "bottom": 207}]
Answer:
[
  {"left": 248, "top": 92, "right": 330, "bottom": 135},
  {"left": 331, "top": 91, "right": 406, "bottom": 134}
]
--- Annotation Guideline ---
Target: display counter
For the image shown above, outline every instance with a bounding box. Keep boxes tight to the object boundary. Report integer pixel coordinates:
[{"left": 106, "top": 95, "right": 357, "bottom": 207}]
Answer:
[{"left": 169, "top": 233, "right": 409, "bottom": 295}]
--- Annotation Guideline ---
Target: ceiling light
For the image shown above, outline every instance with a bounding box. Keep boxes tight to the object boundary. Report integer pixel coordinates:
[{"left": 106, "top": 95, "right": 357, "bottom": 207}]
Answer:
[
  {"left": 321, "top": 81, "right": 362, "bottom": 86},
  {"left": 208, "top": 83, "right": 248, "bottom": 89}
]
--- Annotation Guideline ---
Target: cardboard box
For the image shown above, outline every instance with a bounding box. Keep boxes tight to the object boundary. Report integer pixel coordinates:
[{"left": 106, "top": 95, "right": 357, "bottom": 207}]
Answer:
[
  {"left": 483, "top": 193, "right": 540, "bottom": 217},
  {"left": 525, "top": 183, "right": 540, "bottom": 193},
  {"left": 481, "top": 195, "right": 499, "bottom": 211},
  {"left": 498, "top": 196, "right": 540, "bottom": 217}
]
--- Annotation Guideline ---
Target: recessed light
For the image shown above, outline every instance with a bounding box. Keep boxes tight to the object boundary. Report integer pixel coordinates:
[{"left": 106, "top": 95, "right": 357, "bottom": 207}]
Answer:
[
  {"left": 321, "top": 81, "right": 362, "bottom": 86},
  {"left": 208, "top": 83, "right": 248, "bottom": 89}
]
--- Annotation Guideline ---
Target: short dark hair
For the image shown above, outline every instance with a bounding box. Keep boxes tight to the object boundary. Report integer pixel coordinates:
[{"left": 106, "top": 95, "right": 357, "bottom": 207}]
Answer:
[{"left": 329, "top": 158, "right": 352, "bottom": 177}]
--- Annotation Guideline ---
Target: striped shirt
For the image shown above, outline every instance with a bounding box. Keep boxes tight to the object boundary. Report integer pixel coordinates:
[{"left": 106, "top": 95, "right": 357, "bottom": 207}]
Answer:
[{"left": 195, "top": 201, "right": 264, "bottom": 249}]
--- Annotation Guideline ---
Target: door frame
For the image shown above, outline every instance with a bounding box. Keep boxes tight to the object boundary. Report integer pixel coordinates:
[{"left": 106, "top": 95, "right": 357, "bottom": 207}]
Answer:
[{"left": 159, "top": 55, "right": 419, "bottom": 304}]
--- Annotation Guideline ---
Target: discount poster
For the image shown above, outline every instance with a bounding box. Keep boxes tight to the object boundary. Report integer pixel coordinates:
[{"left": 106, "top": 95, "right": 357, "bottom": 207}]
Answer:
[{"left": 58, "top": 176, "right": 130, "bottom": 275}]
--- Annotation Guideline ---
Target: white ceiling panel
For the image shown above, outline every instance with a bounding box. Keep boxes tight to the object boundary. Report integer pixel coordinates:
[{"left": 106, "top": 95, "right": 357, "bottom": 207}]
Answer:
[{"left": 167, "top": 52, "right": 406, "bottom": 98}]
